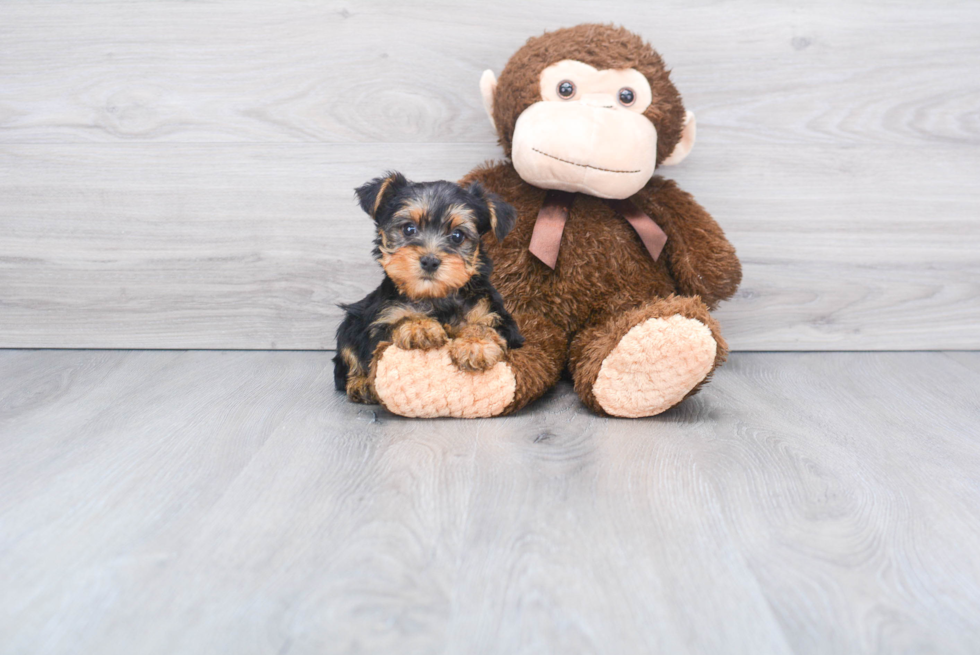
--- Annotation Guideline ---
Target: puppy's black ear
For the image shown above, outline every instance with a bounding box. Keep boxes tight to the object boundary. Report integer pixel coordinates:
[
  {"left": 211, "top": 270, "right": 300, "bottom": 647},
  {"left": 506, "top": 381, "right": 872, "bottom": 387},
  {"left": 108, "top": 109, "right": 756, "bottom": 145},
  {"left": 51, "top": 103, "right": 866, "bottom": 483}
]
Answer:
[
  {"left": 467, "top": 182, "right": 517, "bottom": 242},
  {"left": 355, "top": 171, "right": 408, "bottom": 221}
]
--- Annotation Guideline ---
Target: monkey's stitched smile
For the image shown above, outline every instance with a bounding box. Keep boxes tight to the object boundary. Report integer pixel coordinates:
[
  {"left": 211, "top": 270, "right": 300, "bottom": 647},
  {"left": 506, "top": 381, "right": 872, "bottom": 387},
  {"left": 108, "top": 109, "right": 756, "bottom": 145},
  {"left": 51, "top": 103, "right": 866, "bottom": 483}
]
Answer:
[{"left": 531, "top": 148, "right": 640, "bottom": 174}]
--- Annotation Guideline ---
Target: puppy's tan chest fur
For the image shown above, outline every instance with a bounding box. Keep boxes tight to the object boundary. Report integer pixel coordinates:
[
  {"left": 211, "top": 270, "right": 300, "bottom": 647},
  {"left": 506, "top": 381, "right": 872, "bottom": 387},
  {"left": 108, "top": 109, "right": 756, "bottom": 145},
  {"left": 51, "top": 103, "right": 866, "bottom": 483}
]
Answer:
[{"left": 373, "top": 298, "right": 507, "bottom": 372}]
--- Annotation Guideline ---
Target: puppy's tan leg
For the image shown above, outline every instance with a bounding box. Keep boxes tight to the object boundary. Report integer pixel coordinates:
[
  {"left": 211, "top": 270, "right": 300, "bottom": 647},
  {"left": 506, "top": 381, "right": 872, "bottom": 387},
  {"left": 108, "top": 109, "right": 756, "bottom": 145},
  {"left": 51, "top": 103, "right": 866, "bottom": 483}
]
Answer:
[
  {"left": 449, "top": 324, "right": 506, "bottom": 372},
  {"left": 445, "top": 299, "right": 508, "bottom": 372},
  {"left": 340, "top": 346, "right": 378, "bottom": 404},
  {"left": 391, "top": 314, "right": 448, "bottom": 350},
  {"left": 346, "top": 374, "right": 377, "bottom": 404}
]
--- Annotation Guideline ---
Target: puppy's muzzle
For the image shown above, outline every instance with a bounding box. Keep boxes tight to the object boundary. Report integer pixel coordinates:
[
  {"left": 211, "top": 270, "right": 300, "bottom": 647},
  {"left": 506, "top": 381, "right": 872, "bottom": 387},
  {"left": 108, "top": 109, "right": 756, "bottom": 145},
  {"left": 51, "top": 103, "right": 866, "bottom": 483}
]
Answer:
[{"left": 419, "top": 254, "right": 441, "bottom": 274}]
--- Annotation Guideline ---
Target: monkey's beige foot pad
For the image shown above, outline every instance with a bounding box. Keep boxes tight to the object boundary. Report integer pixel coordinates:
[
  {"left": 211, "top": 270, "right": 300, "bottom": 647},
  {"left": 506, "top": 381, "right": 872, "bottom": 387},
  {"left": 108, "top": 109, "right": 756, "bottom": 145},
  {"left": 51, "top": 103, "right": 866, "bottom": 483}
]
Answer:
[
  {"left": 373, "top": 346, "right": 516, "bottom": 418},
  {"left": 593, "top": 315, "right": 716, "bottom": 418}
]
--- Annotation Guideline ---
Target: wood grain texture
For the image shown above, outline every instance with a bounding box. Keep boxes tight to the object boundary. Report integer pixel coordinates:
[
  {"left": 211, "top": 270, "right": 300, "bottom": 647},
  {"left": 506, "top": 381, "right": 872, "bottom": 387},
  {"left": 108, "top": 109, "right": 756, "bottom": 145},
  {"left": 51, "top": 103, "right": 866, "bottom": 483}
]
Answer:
[
  {"left": 1, "top": 350, "right": 979, "bottom": 654},
  {"left": 1, "top": 1, "right": 977, "bottom": 147},
  {"left": 1, "top": 142, "right": 976, "bottom": 350},
  {"left": 0, "top": 1, "right": 978, "bottom": 349}
]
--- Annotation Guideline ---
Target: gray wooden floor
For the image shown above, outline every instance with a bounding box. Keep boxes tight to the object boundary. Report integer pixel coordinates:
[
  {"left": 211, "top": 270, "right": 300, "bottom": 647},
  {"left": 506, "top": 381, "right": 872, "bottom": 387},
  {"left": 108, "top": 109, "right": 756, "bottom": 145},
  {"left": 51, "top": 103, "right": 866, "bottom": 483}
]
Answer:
[{"left": 2, "top": 350, "right": 979, "bottom": 654}]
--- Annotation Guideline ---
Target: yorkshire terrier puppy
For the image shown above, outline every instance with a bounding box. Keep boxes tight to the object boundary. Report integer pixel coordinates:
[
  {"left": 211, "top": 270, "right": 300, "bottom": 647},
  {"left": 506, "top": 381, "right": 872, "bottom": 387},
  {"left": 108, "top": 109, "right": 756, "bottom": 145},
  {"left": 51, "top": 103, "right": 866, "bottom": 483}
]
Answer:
[{"left": 334, "top": 172, "right": 523, "bottom": 404}]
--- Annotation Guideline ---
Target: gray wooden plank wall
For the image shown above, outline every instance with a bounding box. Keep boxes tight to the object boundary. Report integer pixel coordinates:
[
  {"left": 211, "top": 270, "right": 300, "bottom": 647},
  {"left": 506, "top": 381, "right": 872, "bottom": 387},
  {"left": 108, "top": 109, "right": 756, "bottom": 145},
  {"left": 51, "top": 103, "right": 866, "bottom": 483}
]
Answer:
[{"left": 1, "top": 1, "right": 978, "bottom": 350}]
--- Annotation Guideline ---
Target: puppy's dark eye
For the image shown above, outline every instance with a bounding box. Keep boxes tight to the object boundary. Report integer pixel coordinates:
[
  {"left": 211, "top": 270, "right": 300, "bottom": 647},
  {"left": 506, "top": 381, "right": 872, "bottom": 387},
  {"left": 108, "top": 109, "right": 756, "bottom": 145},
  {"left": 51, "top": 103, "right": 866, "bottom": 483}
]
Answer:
[
  {"left": 450, "top": 229, "right": 466, "bottom": 244},
  {"left": 557, "top": 80, "right": 575, "bottom": 99},
  {"left": 618, "top": 87, "right": 636, "bottom": 106},
  {"left": 402, "top": 223, "right": 418, "bottom": 237}
]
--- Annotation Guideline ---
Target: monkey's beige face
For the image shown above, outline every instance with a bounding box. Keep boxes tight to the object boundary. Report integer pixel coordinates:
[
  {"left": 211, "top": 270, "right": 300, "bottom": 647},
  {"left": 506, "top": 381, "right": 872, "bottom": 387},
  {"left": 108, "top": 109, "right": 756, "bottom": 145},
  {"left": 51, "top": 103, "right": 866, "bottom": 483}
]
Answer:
[
  {"left": 481, "top": 59, "right": 695, "bottom": 199},
  {"left": 513, "top": 60, "right": 658, "bottom": 199}
]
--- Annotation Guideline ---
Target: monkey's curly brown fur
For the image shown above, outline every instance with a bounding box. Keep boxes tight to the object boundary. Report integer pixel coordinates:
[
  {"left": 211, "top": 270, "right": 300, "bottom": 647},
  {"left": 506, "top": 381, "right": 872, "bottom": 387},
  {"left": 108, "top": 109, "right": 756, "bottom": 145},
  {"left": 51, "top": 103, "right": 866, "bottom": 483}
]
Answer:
[
  {"left": 459, "top": 163, "right": 740, "bottom": 415},
  {"left": 371, "top": 24, "right": 742, "bottom": 418}
]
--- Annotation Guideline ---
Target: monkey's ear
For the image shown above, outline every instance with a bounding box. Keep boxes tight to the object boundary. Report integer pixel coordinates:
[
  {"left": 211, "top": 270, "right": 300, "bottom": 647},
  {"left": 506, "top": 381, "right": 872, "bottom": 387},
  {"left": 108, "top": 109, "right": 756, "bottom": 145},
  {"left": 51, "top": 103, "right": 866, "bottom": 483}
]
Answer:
[
  {"left": 354, "top": 171, "right": 408, "bottom": 221},
  {"left": 468, "top": 182, "right": 516, "bottom": 242},
  {"left": 479, "top": 70, "right": 498, "bottom": 131},
  {"left": 662, "top": 111, "right": 697, "bottom": 166}
]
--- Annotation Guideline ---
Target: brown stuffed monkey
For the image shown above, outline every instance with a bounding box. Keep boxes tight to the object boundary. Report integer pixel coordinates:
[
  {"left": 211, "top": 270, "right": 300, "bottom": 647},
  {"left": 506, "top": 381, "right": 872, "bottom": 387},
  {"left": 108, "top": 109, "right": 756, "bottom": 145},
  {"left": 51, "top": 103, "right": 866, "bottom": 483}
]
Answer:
[{"left": 369, "top": 24, "right": 742, "bottom": 418}]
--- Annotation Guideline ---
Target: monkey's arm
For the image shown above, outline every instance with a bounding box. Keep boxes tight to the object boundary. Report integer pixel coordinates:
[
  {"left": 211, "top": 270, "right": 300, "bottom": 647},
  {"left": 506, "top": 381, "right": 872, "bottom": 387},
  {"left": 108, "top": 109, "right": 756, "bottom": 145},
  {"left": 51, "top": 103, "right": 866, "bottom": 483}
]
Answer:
[{"left": 638, "top": 178, "right": 742, "bottom": 309}]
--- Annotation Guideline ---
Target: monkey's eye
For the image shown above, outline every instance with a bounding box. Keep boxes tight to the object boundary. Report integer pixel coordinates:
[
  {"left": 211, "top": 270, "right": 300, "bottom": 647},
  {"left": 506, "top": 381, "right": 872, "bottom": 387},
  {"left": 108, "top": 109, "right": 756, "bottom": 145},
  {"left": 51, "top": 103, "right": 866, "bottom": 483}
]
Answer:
[
  {"left": 449, "top": 228, "right": 466, "bottom": 244},
  {"left": 618, "top": 88, "right": 636, "bottom": 106},
  {"left": 557, "top": 80, "right": 576, "bottom": 99},
  {"left": 402, "top": 223, "right": 418, "bottom": 237}
]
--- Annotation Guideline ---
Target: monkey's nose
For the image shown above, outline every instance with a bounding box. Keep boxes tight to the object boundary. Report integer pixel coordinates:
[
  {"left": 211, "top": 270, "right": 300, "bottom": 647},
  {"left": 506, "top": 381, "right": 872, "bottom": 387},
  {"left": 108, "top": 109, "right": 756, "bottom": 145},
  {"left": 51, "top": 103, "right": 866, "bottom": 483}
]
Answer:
[
  {"left": 419, "top": 254, "right": 441, "bottom": 273},
  {"left": 580, "top": 93, "right": 617, "bottom": 109}
]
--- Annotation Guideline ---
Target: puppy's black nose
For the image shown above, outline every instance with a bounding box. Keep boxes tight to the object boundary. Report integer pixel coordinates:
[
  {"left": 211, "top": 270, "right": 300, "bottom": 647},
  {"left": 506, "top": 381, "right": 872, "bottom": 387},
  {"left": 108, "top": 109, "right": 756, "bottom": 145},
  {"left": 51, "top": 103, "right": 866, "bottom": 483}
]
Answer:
[{"left": 419, "top": 254, "right": 441, "bottom": 273}]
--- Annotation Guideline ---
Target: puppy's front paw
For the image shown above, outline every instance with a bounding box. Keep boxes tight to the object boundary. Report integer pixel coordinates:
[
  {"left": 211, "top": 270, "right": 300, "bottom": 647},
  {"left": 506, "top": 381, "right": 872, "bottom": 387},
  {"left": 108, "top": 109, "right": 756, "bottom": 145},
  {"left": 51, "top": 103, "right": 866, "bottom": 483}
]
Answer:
[
  {"left": 449, "top": 332, "right": 506, "bottom": 372},
  {"left": 392, "top": 317, "right": 447, "bottom": 350}
]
